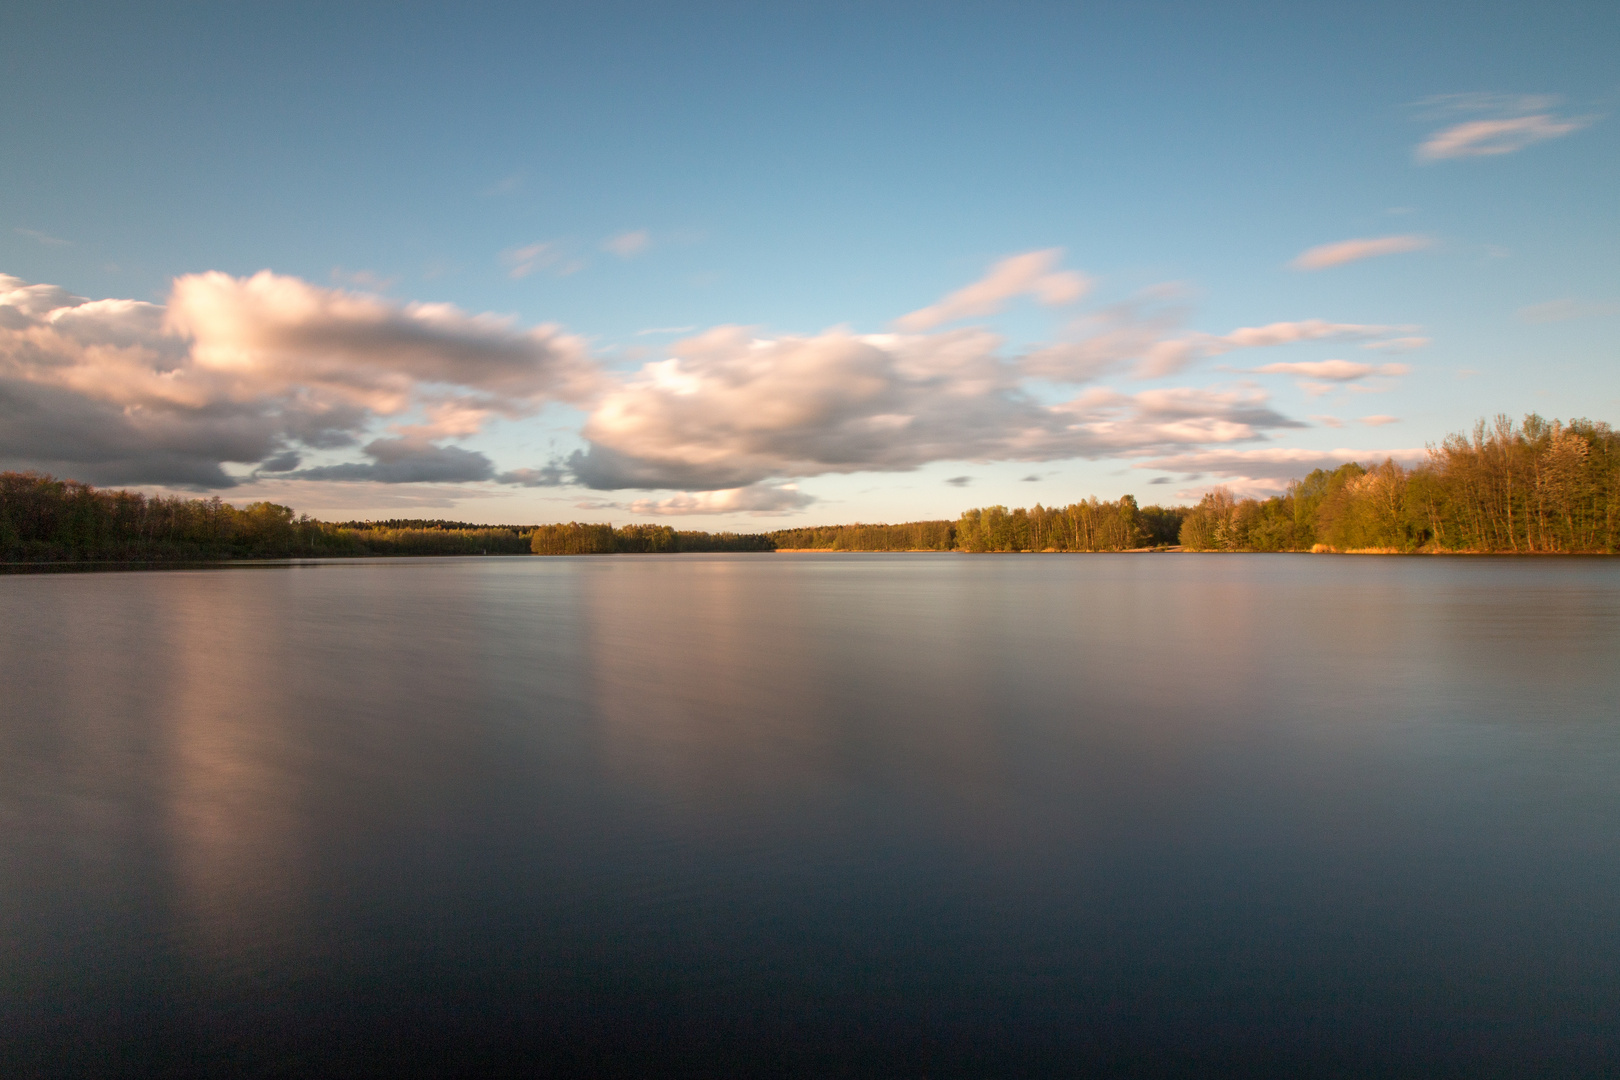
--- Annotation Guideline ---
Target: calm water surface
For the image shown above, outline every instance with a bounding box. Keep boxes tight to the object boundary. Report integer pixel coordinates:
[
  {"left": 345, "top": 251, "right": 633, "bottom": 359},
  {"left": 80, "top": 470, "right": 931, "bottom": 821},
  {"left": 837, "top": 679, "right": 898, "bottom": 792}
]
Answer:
[{"left": 2, "top": 554, "right": 1618, "bottom": 1077}]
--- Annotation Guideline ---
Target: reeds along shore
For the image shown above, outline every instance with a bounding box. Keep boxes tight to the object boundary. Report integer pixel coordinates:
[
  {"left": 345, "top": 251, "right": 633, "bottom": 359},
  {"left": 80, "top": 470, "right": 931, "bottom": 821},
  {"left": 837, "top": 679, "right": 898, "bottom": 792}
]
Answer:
[{"left": 3, "top": 415, "right": 1616, "bottom": 562}]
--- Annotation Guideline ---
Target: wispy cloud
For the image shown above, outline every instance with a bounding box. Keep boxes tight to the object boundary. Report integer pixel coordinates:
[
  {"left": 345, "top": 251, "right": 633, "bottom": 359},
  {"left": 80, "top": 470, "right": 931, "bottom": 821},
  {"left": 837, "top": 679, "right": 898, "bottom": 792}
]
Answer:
[
  {"left": 502, "top": 242, "right": 584, "bottom": 279},
  {"left": 895, "top": 249, "right": 1090, "bottom": 331},
  {"left": 1291, "top": 235, "right": 1432, "bottom": 270},
  {"left": 1360, "top": 414, "right": 1399, "bottom": 426},
  {"left": 1518, "top": 298, "right": 1619, "bottom": 323},
  {"left": 1137, "top": 446, "right": 1428, "bottom": 497},
  {"left": 330, "top": 267, "right": 397, "bottom": 291},
  {"left": 1250, "top": 360, "right": 1409, "bottom": 381},
  {"left": 1247, "top": 359, "right": 1409, "bottom": 399},
  {"left": 1413, "top": 93, "right": 1593, "bottom": 161},
  {"left": 482, "top": 174, "right": 523, "bottom": 197},
  {"left": 14, "top": 228, "right": 69, "bottom": 247},
  {"left": 1138, "top": 320, "right": 1407, "bottom": 379},
  {"left": 1361, "top": 336, "right": 1429, "bottom": 353},
  {"left": 603, "top": 230, "right": 650, "bottom": 258},
  {"left": 636, "top": 325, "right": 697, "bottom": 336}
]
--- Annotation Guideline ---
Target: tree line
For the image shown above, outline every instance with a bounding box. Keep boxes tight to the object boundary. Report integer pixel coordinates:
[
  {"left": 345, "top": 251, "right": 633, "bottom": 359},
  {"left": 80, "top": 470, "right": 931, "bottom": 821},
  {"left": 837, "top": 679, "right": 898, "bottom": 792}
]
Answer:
[
  {"left": 528, "top": 522, "right": 774, "bottom": 554},
  {"left": 1177, "top": 415, "right": 1619, "bottom": 553},
  {"left": 4, "top": 415, "right": 1615, "bottom": 562},
  {"left": 0, "top": 473, "right": 770, "bottom": 562},
  {"left": 0, "top": 473, "right": 541, "bottom": 561}
]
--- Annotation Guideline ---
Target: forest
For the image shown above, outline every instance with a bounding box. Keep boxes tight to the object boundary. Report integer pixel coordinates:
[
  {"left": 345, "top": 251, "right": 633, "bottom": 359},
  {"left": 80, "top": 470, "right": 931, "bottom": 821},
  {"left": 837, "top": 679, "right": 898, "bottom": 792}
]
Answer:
[
  {"left": 3, "top": 415, "right": 1615, "bottom": 563},
  {"left": 0, "top": 472, "right": 766, "bottom": 562},
  {"left": 528, "top": 522, "right": 773, "bottom": 554},
  {"left": 1176, "top": 415, "right": 1619, "bottom": 553}
]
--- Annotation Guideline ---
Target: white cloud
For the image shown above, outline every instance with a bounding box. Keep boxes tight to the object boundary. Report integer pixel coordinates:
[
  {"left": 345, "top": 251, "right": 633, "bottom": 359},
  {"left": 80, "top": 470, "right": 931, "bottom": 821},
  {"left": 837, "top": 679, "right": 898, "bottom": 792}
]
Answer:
[
  {"left": 0, "top": 270, "right": 594, "bottom": 488},
  {"left": 167, "top": 270, "right": 599, "bottom": 407},
  {"left": 623, "top": 482, "right": 814, "bottom": 516},
  {"left": 1413, "top": 94, "right": 1593, "bottom": 161},
  {"left": 557, "top": 326, "right": 1302, "bottom": 492},
  {"left": 895, "top": 249, "right": 1090, "bottom": 331},
  {"left": 1291, "top": 235, "right": 1432, "bottom": 270},
  {"left": 603, "top": 230, "right": 651, "bottom": 258},
  {"left": 2, "top": 263, "right": 1402, "bottom": 512}
]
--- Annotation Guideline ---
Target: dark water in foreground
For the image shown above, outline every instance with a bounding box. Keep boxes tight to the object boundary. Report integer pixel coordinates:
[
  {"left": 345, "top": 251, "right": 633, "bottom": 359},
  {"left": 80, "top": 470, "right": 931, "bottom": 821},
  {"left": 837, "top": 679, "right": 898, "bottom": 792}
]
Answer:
[{"left": 2, "top": 554, "right": 1618, "bottom": 1077}]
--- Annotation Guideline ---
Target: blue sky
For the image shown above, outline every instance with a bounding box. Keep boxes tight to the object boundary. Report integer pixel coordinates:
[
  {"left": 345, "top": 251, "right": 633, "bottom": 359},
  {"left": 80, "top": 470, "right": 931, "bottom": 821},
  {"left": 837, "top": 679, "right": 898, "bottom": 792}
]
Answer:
[{"left": 2, "top": 2, "right": 1615, "bottom": 525}]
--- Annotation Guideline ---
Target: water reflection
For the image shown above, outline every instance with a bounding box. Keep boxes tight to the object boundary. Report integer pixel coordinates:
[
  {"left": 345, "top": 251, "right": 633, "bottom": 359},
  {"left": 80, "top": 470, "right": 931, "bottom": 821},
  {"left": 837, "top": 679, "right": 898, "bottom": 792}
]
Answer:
[
  {"left": 0, "top": 555, "right": 1617, "bottom": 1074},
  {"left": 161, "top": 574, "right": 308, "bottom": 973}
]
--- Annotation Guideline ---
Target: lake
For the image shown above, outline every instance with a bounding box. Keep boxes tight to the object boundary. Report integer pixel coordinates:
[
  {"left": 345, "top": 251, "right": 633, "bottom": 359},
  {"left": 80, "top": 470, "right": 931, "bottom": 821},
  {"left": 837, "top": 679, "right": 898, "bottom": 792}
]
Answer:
[{"left": 2, "top": 553, "right": 1618, "bottom": 1077}]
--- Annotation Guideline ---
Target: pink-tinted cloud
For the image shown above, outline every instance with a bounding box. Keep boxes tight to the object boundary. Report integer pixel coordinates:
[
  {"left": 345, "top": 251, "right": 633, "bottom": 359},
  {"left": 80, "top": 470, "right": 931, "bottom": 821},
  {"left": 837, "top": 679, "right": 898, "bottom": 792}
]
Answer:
[
  {"left": 895, "top": 249, "right": 1090, "bottom": 331},
  {"left": 1250, "top": 360, "right": 1409, "bottom": 381},
  {"left": 603, "top": 230, "right": 651, "bottom": 257},
  {"left": 1137, "top": 320, "right": 1401, "bottom": 378},
  {"left": 0, "top": 271, "right": 594, "bottom": 488},
  {"left": 1291, "top": 235, "right": 1432, "bottom": 270},
  {"left": 1413, "top": 94, "right": 1593, "bottom": 161}
]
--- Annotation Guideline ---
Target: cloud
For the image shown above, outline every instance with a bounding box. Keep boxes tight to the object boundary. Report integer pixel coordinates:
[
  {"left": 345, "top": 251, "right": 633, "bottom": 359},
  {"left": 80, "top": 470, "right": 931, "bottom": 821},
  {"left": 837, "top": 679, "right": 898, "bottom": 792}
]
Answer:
[
  {"left": 496, "top": 463, "right": 570, "bottom": 487},
  {"left": 0, "top": 270, "right": 593, "bottom": 488},
  {"left": 167, "top": 270, "right": 597, "bottom": 406},
  {"left": 483, "top": 174, "right": 523, "bottom": 197},
  {"left": 1, "top": 264, "right": 1396, "bottom": 512},
  {"left": 14, "top": 228, "right": 69, "bottom": 247},
  {"left": 945, "top": 475, "right": 972, "bottom": 487},
  {"left": 1021, "top": 286, "right": 1190, "bottom": 383},
  {"left": 502, "top": 242, "right": 583, "bottom": 279},
  {"left": 1291, "top": 235, "right": 1432, "bottom": 270},
  {"left": 1414, "top": 94, "right": 1593, "bottom": 161},
  {"left": 895, "top": 249, "right": 1091, "bottom": 331},
  {"left": 1518, "top": 298, "right": 1619, "bottom": 323},
  {"left": 330, "top": 267, "right": 397, "bottom": 291},
  {"left": 555, "top": 325, "right": 1303, "bottom": 492},
  {"left": 1137, "top": 446, "right": 1429, "bottom": 496},
  {"left": 1250, "top": 360, "right": 1409, "bottom": 381},
  {"left": 622, "top": 482, "right": 814, "bottom": 516},
  {"left": 1360, "top": 414, "right": 1399, "bottom": 427},
  {"left": 1138, "top": 320, "right": 1402, "bottom": 378},
  {"left": 1361, "top": 336, "right": 1429, "bottom": 353},
  {"left": 1248, "top": 358, "right": 1408, "bottom": 399},
  {"left": 292, "top": 438, "right": 497, "bottom": 483},
  {"left": 603, "top": 230, "right": 651, "bottom": 258}
]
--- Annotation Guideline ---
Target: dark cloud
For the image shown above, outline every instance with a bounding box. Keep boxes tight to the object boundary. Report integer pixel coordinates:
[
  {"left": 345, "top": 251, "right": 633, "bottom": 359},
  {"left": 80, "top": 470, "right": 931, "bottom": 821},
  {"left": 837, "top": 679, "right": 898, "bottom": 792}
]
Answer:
[{"left": 292, "top": 439, "right": 496, "bottom": 484}]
